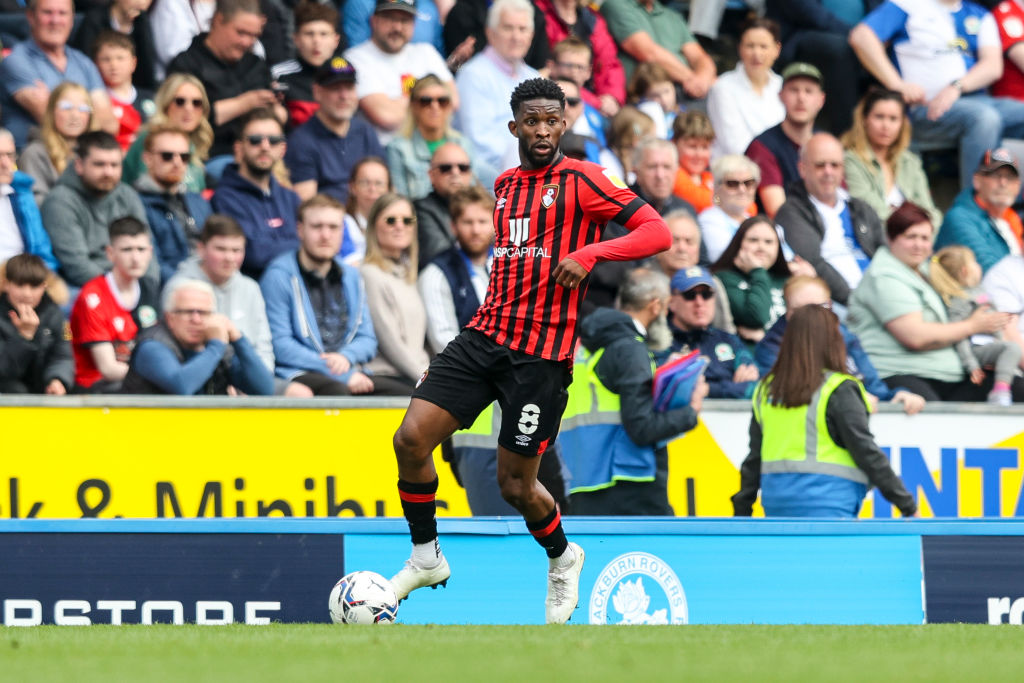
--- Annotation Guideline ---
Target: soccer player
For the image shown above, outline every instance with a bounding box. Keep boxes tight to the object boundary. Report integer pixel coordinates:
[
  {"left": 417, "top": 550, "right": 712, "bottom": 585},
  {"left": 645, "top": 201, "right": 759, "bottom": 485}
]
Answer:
[{"left": 389, "top": 77, "right": 672, "bottom": 624}]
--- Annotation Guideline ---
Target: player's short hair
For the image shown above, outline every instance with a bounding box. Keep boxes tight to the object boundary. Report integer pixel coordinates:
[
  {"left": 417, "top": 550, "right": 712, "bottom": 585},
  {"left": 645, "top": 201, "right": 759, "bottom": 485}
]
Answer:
[
  {"left": 294, "top": 0, "right": 338, "bottom": 29},
  {"left": 552, "top": 36, "right": 591, "bottom": 61},
  {"left": 298, "top": 193, "right": 346, "bottom": 223},
  {"left": 449, "top": 185, "right": 495, "bottom": 222},
  {"left": 3, "top": 253, "right": 49, "bottom": 287},
  {"left": 672, "top": 110, "right": 715, "bottom": 142},
  {"left": 215, "top": 0, "right": 262, "bottom": 21},
  {"left": 163, "top": 278, "right": 217, "bottom": 314},
  {"left": 109, "top": 216, "right": 149, "bottom": 243},
  {"left": 144, "top": 123, "right": 190, "bottom": 152},
  {"left": 91, "top": 29, "right": 135, "bottom": 58},
  {"left": 486, "top": 0, "right": 533, "bottom": 30},
  {"left": 200, "top": 214, "right": 246, "bottom": 243},
  {"left": 618, "top": 267, "right": 670, "bottom": 312},
  {"left": 510, "top": 78, "right": 565, "bottom": 117},
  {"left": 76, "top": 131, "right": 120, "bottom": 159}
]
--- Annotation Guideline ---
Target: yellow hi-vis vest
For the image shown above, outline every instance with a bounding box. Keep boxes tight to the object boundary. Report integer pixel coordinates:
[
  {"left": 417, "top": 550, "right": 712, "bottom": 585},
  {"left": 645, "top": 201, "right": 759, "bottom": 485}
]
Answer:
[
  {"left": 450, "top": 402, "right": 500, "bottom": 450},
  {"left": 559, "top": 345, "right": 658, "bottom": 493},
  {"left": 752, "top": 371, "right": 872, "bottom": 484}
]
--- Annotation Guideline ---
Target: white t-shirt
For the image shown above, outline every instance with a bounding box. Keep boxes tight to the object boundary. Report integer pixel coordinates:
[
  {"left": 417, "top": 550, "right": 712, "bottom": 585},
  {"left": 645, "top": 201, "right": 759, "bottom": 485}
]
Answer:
[
  {"left": 707, "top": 67, "right": 784, "bottom": 158},
  {"left": 344, "top": 40, "right": 452, "bottom": 100},
  {"left": 809, "top": 192, "right": 866, "bottom": 291}
]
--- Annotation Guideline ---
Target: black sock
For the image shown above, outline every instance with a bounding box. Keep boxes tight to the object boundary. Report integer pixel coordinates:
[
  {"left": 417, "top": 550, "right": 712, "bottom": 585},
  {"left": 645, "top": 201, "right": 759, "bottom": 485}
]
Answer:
[
  {"left": 397, "top": 478, "right": 438, "bottom": 545},
  {"left": 526, "top": 505, "right": 568, "bottom": 559}
]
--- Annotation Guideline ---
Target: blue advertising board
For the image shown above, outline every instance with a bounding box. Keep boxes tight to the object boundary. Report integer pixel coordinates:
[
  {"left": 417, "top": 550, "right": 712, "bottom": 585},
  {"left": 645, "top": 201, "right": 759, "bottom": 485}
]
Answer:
[{"left": 922, "top": 536, "right": 1024, "bottom": 624}]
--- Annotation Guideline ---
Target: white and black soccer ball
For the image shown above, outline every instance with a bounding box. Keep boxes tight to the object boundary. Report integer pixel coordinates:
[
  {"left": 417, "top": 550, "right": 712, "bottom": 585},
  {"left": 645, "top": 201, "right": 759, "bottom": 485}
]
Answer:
[{"left": 328, "top": 571, "right": 399, "bottom": 625}]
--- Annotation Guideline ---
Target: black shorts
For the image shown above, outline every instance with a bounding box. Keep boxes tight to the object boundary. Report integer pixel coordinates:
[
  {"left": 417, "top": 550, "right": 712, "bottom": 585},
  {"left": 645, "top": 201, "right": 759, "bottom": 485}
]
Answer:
[{"left": 412, "top": 329, "right": 572, "bottom": 457}]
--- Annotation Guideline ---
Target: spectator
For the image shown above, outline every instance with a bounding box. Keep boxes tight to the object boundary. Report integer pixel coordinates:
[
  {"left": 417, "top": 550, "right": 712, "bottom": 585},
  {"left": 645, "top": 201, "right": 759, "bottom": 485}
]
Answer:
[
  {"left": 992, "top": 0, "right": 1024, "bottom": 101},
  {"left": 599, "top": 0, "right": 717, "bottom": 104},
  {"left": 849, "top": 0, "right": 1024, "bottom": 190},
  {"left": 665, "top": 265, "right": 758, "bottom": 398},
  {"left": 562, "top": 267, "right": 706, "bottom": 515},
  {"left": 699, "top": 154, "right": 759, "bottom": 263},
  {"left": 260, "top": 194, "right": 386, "bottom": 396},
  {"left": 537, "top": 0, "right": 625, "bottom": 116},
  {"left": 91, "top": 30, "right": 149, "bottom": 153},
  {"left": 343, "top": 0, "right": 455, "bottom": 144},
  {"left": 211, "top": 108, "right": 300, "bottom": 280},
  {"left": 936, "top": 148, "right": 1024, "bottom": 273},
  {"left": 0, "top": 0, "right": 117, "bottom": 149},
  {"left": 753, "top": 274, "right": 926, "bottom": 414},
  {"left": 0, "top": 129, "right": 62, "bottom": 277},
  {"left": 443, "top": 0, "right": 551, "bottom": 73},
  {"left": 0, "top": 253, "right": 73, "bottom": 394},
  {"left": 707, "top": 17, "right": 784, "bottom": 158},
  {"left": 983, "top": 253, "right": 1024, "bottom": 371},
  {"left": 847, "top": 201, "right": 1021, "bottom": 401},
  {"left": 271, "top": 1, "right": 343, "bottom": 129},
  {"left": 41, "top": 131, "right": 154, "bottom": 288},
  {"left": 342, "top": 156, "right": 392, "bottom": 266},
  {"left": 166, "top": 0, "right": 288, "bottom": 164},
  {"left": 361, "top": 192, "right": 430, "bottom": 391},
  {"left": 841, "top": 87, "right": 943, "bottom": 228},
  {"left": 345, "top": 0, "right": 443, "bottom": 53},
  {"left": 745, "top": 62, "right": 826, "bottom": 218},
  {"left": 733, "top": 304, "right": 918, "bottom": 518},
  {"left": 671, "top": 111, "right": 716, "bottom": 214},
  {"left": 765, "top": 0, "right": 871, "bottom": 136},
  {"left": 600, "top": 106, "right": 655, "bottom": 186},
  {"left": 387, "top": 74, "right": 487, "bottom": 200},
  {"left": 150, "top": 0, "right": 215, "bottom": 80},
  {"left": 122, "top": 74, "right": 214, "bottom": 192},
  {"left": 121, "top": 277, "right": 274, "bottom": 395},
  {"left": 930, "top": 245, "right": 1022, "bottom": 406},
  {"left": 70, "top": 217, "right": 158, "bottom": 392},
  {"left": 135, "top": 124, "right": 214, "bottom": 283},
  {"left": 18, "top": 82, "right": 97, "bottom": 206},
  {"left": 776, "top": 132, "right": 885, "bottom": 306},
  {"left": 419, "top": 185, "right": 494, "bottom": 353},
  {"left": 71, "top": 0, "right": 158, "bottom": 90},
  {"left": 285, "top": 57, "right": 384, "bottom": 203},
  {"left": 545, "top": 78, "right": 602, "bottom": 165},
  {"left": 628, "top": 62, "right": 683, "bottom": 140},
  {"left": 167, "top": 214, "right": 311, "bottom": 397},
  {"left": 415, "top": 142, "right": 476, "bottom": 269},
  {"left": 454, "top": 0, "right": 541, "bottom": 174},
  {"left": 547, "top": 38, "right": 612, "bottom": 149},
  {"left": 712, "top": 215, "right": 808, "bottom": 345}
]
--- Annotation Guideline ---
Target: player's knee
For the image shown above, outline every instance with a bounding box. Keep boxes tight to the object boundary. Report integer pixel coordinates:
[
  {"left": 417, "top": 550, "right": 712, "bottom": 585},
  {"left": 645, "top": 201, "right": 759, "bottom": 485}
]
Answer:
[
  {"left": 393, "top": 423, "right": 429, "bottom": 466},
  {"left": 498, "top": 474, "right": 534, "bottom": 511}
]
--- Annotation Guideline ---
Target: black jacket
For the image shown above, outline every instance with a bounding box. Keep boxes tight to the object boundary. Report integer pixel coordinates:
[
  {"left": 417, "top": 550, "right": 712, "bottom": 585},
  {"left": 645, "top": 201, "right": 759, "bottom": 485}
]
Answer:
[
  {"left": 775, "top": 181, "right": 885, "bottom": 305},
  {"left": 414, "top": 190, "right": 454, "bottom": 271},
  {"left": 0, "top": 292, "right": 73, "bottom": 393}
]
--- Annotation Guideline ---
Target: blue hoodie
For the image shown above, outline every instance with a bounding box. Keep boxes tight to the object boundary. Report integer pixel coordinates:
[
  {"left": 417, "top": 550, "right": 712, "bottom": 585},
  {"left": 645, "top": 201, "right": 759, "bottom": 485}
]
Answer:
[
  {"left": 10, "top": 170, "right": 59, "bottom": 272},
  {"left": 211, "top": 164, "right": 300, "bottom": 279},
  {"left": 259, "top": 250, "right": 377, "bottom": 382}
]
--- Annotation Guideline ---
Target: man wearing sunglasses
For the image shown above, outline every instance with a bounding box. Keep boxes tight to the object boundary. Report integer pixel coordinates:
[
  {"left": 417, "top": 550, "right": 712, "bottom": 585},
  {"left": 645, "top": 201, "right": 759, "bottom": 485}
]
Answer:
[
  {"left": 665, "top": 266, "right": 759, "bottom": 399},
  {"left": 414, "top": 142, "right": 477, "bottom": 269},
  {"left": 136, "top": 124, "right": 213, "bottom": 284}
]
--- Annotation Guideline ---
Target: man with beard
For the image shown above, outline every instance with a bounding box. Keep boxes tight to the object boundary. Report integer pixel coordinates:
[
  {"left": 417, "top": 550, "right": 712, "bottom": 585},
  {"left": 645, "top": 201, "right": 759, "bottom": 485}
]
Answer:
[
  {"left": 560, "top": 267, "right": 707, "bottom": 515},
  {"left": 388, "top": 77, "right": 671, "bottom": 623},
  {"left": 211, "top": 108, "right": 300, "bottom": 279}
]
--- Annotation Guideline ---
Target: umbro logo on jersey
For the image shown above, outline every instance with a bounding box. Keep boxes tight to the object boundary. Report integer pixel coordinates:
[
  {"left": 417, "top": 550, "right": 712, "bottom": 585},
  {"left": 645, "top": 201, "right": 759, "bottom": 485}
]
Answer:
[{"left": 495, "top": 197, "right": 506, "bottom": 210}]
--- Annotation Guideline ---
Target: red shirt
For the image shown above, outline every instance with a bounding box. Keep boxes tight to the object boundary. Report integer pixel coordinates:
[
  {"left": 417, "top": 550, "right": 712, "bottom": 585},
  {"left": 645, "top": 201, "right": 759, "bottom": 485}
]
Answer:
[
  {"left": 992, "top": 1, "right": 1024, "bottom": 99},
  {"left": 468, "top": 155, "right": 670, "bottom": 361},
  {"left": 70, "top": 275, "right": 141, "bottom": 387},
  {"left": 536, "top": 0, "right": 627, "bottom": 105},
  {"left": 109, "top": 93, "right": 142, "bottom": 152}
]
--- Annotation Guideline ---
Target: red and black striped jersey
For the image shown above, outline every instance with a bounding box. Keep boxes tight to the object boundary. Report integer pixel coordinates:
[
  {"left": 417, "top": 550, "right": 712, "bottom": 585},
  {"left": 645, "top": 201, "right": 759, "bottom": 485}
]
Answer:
[{"left": 467, "top": 155, "right": 670, "bottom": 361}]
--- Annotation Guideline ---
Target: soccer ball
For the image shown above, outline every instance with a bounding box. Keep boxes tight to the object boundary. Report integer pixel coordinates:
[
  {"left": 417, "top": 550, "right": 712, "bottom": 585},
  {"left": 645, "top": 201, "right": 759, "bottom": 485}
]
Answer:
[{"left": 328, "top": 571, "right": 399, "bottom": 625}]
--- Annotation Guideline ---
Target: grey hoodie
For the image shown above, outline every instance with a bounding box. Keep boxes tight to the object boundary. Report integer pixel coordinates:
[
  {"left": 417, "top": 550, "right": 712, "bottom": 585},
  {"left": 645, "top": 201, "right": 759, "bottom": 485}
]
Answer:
[
  {"left": 40, "top": 164, "right": 154, "bottom": 287},
  {"left": 166, "top": 255, "right": 275, "bottom": 372}
]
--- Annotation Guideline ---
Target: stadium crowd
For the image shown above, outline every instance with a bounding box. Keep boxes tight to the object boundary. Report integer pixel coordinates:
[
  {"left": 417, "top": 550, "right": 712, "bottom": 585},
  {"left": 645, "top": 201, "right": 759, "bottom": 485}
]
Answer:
[{"left": 2, "top": 0, "right": 1024, "bottom": 413}]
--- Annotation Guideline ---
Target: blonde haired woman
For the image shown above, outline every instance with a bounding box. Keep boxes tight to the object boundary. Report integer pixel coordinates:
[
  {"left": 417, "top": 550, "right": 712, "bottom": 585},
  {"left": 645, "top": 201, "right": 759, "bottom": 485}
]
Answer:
[
  {"left": 122, "top": 73, "right": 214, "bottom": 191},
  {"left": 18, "top": 83, "right": 98, "bottom": 205}
]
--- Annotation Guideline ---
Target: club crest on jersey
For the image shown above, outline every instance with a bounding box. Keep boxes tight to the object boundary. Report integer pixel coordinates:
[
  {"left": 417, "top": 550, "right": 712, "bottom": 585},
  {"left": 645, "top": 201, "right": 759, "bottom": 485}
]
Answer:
[{"left": 540, "top": 184, "right": 559, "bottom": 208}]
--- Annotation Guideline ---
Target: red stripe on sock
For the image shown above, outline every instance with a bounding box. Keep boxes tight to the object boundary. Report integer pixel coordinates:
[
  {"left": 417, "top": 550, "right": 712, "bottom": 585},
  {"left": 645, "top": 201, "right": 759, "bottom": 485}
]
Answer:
[
  {"left": 530, "top": 508, "right": 561, "bottom": 538},
  {"left": 399, "top": 491, "right": 436, "bottom": 503}
]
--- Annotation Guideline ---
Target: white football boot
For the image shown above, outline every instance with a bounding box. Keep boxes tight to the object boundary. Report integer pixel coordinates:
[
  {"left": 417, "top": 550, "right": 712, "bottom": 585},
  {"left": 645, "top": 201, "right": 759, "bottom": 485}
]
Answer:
[
  {"left": 390, "top": 554, "right": 451, "bottom": 601},
  {"left": 545, "top": 542, "right": 585, "bottom": 624}
]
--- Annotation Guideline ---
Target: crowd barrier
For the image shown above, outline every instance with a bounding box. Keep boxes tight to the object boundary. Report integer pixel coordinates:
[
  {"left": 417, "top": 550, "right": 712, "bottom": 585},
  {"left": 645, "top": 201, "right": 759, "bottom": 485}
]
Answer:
[
  {"left": 4, "top": 517, "right": 1024, "bottom": 625},
  {"left": 3, "top": 396, "right": 1024, "bottom": 519}
]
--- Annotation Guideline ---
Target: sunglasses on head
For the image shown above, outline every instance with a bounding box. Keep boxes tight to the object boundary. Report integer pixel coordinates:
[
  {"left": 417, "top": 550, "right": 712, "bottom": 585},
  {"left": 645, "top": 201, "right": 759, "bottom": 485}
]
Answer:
[
  {"left": 156, "top": 151, "right": 192, "bottom": 163},
  {"left": 722, "top": 178, "right": 757, "bottom": 190},
  {"left": 57, "top": 100, "right": 91, "bottom": 114},
  {"left": 384, "top": 215, "right": 416, "bottom": 226},
  {"left": 680, "top": 287, "right": 714, "bottom": 301},
  {"left": 435, "top": 162, "right": 471, "bottom": 174},
  {"left": 416, "top": 95, "right": 451, "bottom": 107},
  {"left": 245, "top": 134, "right": 286, "bottom": 146},
  {"left": 173, "top": 97, "right": 204, "bottom": 109}
]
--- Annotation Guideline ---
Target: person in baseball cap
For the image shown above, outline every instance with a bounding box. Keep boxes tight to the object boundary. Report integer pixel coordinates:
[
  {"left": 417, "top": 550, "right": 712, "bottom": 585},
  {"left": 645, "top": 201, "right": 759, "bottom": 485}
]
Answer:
[
  {"left": 670, "top": 266, "right": 715, "bottom": 294},
  {"left": 977, "top": 147, "right": 1020, "bottom": 176},
  {"left": 780, "top": 62, "right": 824, "bottom": 88},
  {"left": 374, "top": 0, "right": 416, "bottom": 14},
  {"left": 315, "top": 56, "right": 357, "bottom": 86}
]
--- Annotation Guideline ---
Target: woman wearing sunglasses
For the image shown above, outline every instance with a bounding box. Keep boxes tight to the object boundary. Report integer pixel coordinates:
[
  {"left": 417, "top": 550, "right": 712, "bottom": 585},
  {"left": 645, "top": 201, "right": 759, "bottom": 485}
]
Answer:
[
  {"left": 386, "top": 74, "right": 489, "bottom": 200},
  {"left": 122, "top": 74, "right": 214, "bottom": 192},
  {"left": 361, "top": 193, "right": 430, "bottom": 393},
  {"left": 19, "top": 83, "right": 99, "bottom": 206},
  {"left": 699, "top": 154, "right": 761, "bottom": 263}
]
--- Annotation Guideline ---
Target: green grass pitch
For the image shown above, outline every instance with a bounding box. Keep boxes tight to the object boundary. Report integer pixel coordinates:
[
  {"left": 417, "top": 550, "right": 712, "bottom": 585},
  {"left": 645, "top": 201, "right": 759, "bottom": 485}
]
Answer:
[{"left": 3, "top": 624, "right": 1024, "bottom": 682}]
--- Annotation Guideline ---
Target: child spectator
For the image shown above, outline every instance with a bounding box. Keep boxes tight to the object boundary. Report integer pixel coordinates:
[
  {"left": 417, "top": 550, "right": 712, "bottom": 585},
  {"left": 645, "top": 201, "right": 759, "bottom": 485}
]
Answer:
[
  {"left": 601, "top": 106, "right": 655, "bottom": 187},
  {"left": 0, "top": 254, "right": 73, "bottom": 394},
  {"left": 71, "top": 0, "right": 158, "bottom": 90},
  {"left": 93, "top": 30, "right": 151, "bottom": 152},
  {"left": 70, "top": 217, "right": 159, "bottom": 393},
  {"left": 929, "top": 245, "right": 1022, "bottom": 406},
  {"left": 628, "top": 62, "right": 681, "bottom": 140},
  {"left": 271, "top": 1, "right": 343, "bottom": 129},
  {"left": 547, "top": 38, "right": 610, "bottom": 152},
  {"left": 671, "top": 111, "right": 715, "bottom": 214}
]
